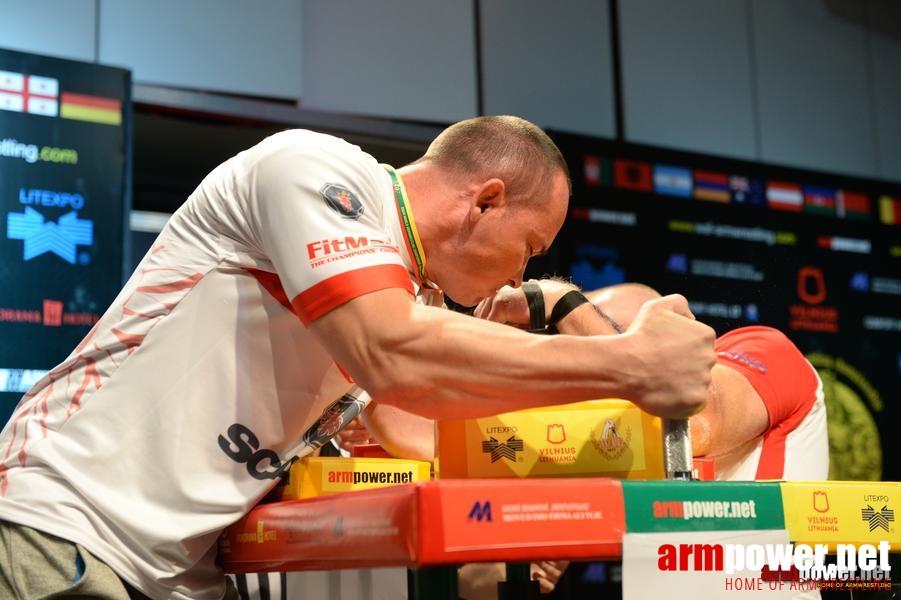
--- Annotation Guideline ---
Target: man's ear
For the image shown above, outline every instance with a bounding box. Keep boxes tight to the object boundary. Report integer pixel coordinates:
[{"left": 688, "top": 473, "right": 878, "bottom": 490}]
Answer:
[{"left": 474, "top": 178, "right": 506, "bottom": 214}]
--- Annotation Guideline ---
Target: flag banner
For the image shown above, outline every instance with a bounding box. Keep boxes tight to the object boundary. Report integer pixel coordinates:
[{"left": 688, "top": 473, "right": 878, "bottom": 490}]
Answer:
[
  {"left": 836, "top": 190, "right": 871, "bottom": 220},
  {"left": 0, "top": 91, "right": 23, "bottom": 112},
  {"left": 654, "top": 165, "right": 692, "bottom": 198},
  {"left": 0, "top": 70, "right": 24, "bottom": 92},
  {"left": 694, "top": 170, "right": 730, "bottom": 203},
  {"left": 584, "top": 154, "right": 611, "bottom": 186},
  {"left": 614, "top": 159, "right": 653, "bottom": 192},
  {"left": 60, "top": 91, "right": 121, "bottom": 126},
  {"left": 729, "top": 176, "right": 765, "bottom": 207},
  {"left": 803, "top": 186, "right": 836, "bottom": 216},
  {"left": 0, "top": 71, "right": 58, "bottom": 117},
  {"left": 766, "top": 181, "right": 803, "bottom": 212},
  {"left": 879, "top": 196, "right": 901, "bottom": 225}
]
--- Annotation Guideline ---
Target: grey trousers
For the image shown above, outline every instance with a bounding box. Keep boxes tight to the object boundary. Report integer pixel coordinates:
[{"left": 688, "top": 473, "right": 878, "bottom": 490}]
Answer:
[{"left": 0, "top": 520, "right": 239, "bottom": 599}]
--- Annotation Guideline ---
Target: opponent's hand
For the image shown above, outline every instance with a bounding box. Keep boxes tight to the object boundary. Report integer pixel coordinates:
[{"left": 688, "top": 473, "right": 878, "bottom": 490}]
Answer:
[
  {"left": 474, "top": 279, "right": 578, "bottom": 328},
  {"left": 531, "top": 560, "right": 570, "bottom": 594},
  {"left": 622, "top": 294, "right": 716, "bottom": 419},
  {"left": 333, "top": 416, "right": 373, "bottom": 454}
]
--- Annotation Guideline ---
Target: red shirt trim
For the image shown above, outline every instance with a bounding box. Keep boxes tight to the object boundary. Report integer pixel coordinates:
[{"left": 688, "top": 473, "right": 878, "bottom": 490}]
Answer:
[
  {"left": 714, "top": 326, "right": 819, "bottom": 480},
  {"left": 291, "top": 264, "right": 414, "bottom": 326}
]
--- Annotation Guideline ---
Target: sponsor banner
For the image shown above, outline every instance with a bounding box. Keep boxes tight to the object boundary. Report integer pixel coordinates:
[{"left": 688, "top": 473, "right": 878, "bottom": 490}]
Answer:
[
  {"left": 693, "top": 170, "right": 730, "bottom": 203},
  {"left": 569, "top": 244, "right": 626, "bottom": 291},
  {"left": 436, "top": 478, "right": 625, "bottom": 560},
  {"left": 436, "top": 400, "right": 664, "bottom": 480},
  {"left": 0, "top": 368, "right": 47, "bottom": 393},
  {"left": 815, "top": 235, "right": 871, "bottom": 255},
  {"left": 766, "top": 181, "right": 803, "bottom": 212},
  {"left": 689, "top": 259, "right": 764, "bottom": 282},
  {"left": 274, "top": 456, "right": 431, "bottom": 500},
  {"left": 790, "top": 266, "right": 839, "bottom": 333},
  {"left": 7, "top": 207, "right": 93, "bottom": 264},
  {"left": 871, "top": 276, "right": 901, "bottom": 296},
  {"left": 653, "top": 164, "right": 692, "bottom": 197},
  {"left": 622, "top": 530, "right": 796, "bottom": 599},
  {"left": 621, "top": 481, "right": 785, "bottom": 533},
  {"left": 222, "top": 479, "right": 627, "bottom": 571},
  {"left": 570, "top": 207, "right": 637, "bottom": 227},
  {"left": 667, "top": 220, "right": 796, "bottom": 246},
  {"left": 0, "top": 301, "right": 99, "bottom": 328},
  {"left": 0, "top": 138, "right": 78, "bottom": 164},
  {"left": 613, "top": 159, "right": 653, "bottom": 192},
  {"left": 780, "top": 481, "right": 900, "bottom": 550},
  {"left": 689, "top": 301, "right": 753, "bottom": 321},
  {"left": 863, "top": 316, "right": 901, "bottom": 332}
]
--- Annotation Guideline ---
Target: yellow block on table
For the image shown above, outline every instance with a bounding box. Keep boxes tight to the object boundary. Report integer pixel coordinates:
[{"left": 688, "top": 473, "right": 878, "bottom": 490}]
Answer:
[
  {"left": 274, "top": 456, "right": 432, "bottom": 500},
  {"left": 436, "top": 399, "right": 665, "bottom": 480}
]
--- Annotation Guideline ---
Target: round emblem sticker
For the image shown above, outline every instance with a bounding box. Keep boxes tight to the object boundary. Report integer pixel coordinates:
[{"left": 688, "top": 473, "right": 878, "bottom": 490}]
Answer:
[{"left": 320, "top": 183, "right": 364, "bottom": 219}]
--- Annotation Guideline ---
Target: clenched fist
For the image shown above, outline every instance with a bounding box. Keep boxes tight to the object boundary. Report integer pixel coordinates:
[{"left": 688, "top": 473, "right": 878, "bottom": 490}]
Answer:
[{"left": 620, "top": 294, "right": 716, "bottom": 418}]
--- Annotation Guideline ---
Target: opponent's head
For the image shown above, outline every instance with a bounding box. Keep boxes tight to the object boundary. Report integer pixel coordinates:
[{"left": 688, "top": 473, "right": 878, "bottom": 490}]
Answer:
[{"left": 586, "top": 283, "right": 661, "bottom": 332}]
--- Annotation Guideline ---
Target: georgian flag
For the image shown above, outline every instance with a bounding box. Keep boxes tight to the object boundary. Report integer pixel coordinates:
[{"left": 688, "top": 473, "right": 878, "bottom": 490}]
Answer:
[{"left": 0, "top": 70, "right": 59, "bottom": 116}]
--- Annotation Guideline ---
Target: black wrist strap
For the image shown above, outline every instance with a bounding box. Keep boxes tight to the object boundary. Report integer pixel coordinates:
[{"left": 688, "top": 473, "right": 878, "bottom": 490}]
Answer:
[
  {"left": 548, "top": 290, "right": 590, "bottom": 329},
  {"left": 522, "top": 282, "right": 546, "bottom": 332}
]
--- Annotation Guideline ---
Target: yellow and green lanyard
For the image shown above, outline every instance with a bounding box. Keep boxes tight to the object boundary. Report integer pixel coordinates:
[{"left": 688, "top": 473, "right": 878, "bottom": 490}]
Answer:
[{"left": 385, "top": 165, "right": 429, "bottom": 287}]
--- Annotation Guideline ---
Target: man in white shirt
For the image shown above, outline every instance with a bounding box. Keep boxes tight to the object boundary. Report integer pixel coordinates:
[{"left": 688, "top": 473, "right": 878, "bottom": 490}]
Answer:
[{"left": 0, "top": 117, "right": 715, "bottom": 599}]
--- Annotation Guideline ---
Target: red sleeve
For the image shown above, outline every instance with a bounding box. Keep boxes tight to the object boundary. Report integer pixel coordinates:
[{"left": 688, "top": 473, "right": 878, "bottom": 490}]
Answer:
[
  {"left": 715, "top": 326, "right": 822, "bottom": 480},
  {"left": 291, "top": 264, "right": 414, "bottom": 325},
  {"left": 714, "top": 326, "right": 818, "bottom": 433}
]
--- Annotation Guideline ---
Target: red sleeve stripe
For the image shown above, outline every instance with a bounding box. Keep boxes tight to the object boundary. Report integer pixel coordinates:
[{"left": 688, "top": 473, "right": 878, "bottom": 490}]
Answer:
[
  {"left": 244, "top": 268, "right": 293, "bottom": 312},
  {"left": 292, "top": 264, "right": 414, "bottom": 326}
]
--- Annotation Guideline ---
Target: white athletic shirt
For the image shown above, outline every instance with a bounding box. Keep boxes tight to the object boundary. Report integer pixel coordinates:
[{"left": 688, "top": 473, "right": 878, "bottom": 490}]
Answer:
[
  {"left": 711, "top": 326, "right": 829, "bottom": 482},
  {"left": 0, "top": 130, "right": 440, "bottom": 599}
]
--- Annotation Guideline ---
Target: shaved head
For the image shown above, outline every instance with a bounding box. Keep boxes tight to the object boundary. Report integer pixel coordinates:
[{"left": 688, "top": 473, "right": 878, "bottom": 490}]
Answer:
[
  {"left": 419, "top": 115, "right": 571, "bottom": 205},
  {"left": 587, "top": 283, "right": 661, "bottom": 331}
]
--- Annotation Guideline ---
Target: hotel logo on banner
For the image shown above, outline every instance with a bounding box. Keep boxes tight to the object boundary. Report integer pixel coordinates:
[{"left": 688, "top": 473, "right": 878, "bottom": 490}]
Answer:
[
  {"left": 0, "top": 69, "right": 121, "bottom": 126},
  {"left": 789, "top": 266, "right": 838, "bottom": 333}
]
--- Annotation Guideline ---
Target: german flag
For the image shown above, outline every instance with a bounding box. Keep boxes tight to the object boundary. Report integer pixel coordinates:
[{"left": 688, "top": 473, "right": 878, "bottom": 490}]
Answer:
[{"left": 60, "top": 92, "right": 121, "bottom": 126}]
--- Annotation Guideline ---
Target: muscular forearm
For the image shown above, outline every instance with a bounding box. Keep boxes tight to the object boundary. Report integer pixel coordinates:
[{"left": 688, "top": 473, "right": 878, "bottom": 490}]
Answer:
[{"left": 311, "top": 288, "right": 713, "bottom": 420}]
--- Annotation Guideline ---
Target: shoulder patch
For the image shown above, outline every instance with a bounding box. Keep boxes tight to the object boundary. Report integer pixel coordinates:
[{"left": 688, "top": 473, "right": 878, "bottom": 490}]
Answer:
[{"left": 320, "top": 183, "right": 364, "bottom": 220}]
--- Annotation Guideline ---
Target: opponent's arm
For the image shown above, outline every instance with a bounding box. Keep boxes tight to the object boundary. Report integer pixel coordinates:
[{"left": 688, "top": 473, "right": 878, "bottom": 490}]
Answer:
[
  {"left": 359, "top": 401, "right": 436, "bottom": 463},
  {"left": 688, "top": 364, "right": 769, "bottom": 457},
  {"left": 309, "top": 287, "right": 715, "bottom": 420},
  {"left": 475, "top": 281, "right": 768, "bottom": 457}
]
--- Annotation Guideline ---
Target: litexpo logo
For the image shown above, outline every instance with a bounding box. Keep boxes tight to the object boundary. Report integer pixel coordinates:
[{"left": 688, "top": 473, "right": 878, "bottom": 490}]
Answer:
[
  {"left": 7, "top": 207, "right": 93, "bottom": 264},
  {"left": 657, "top": 541, "right": 892, "bottom": 577}
]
